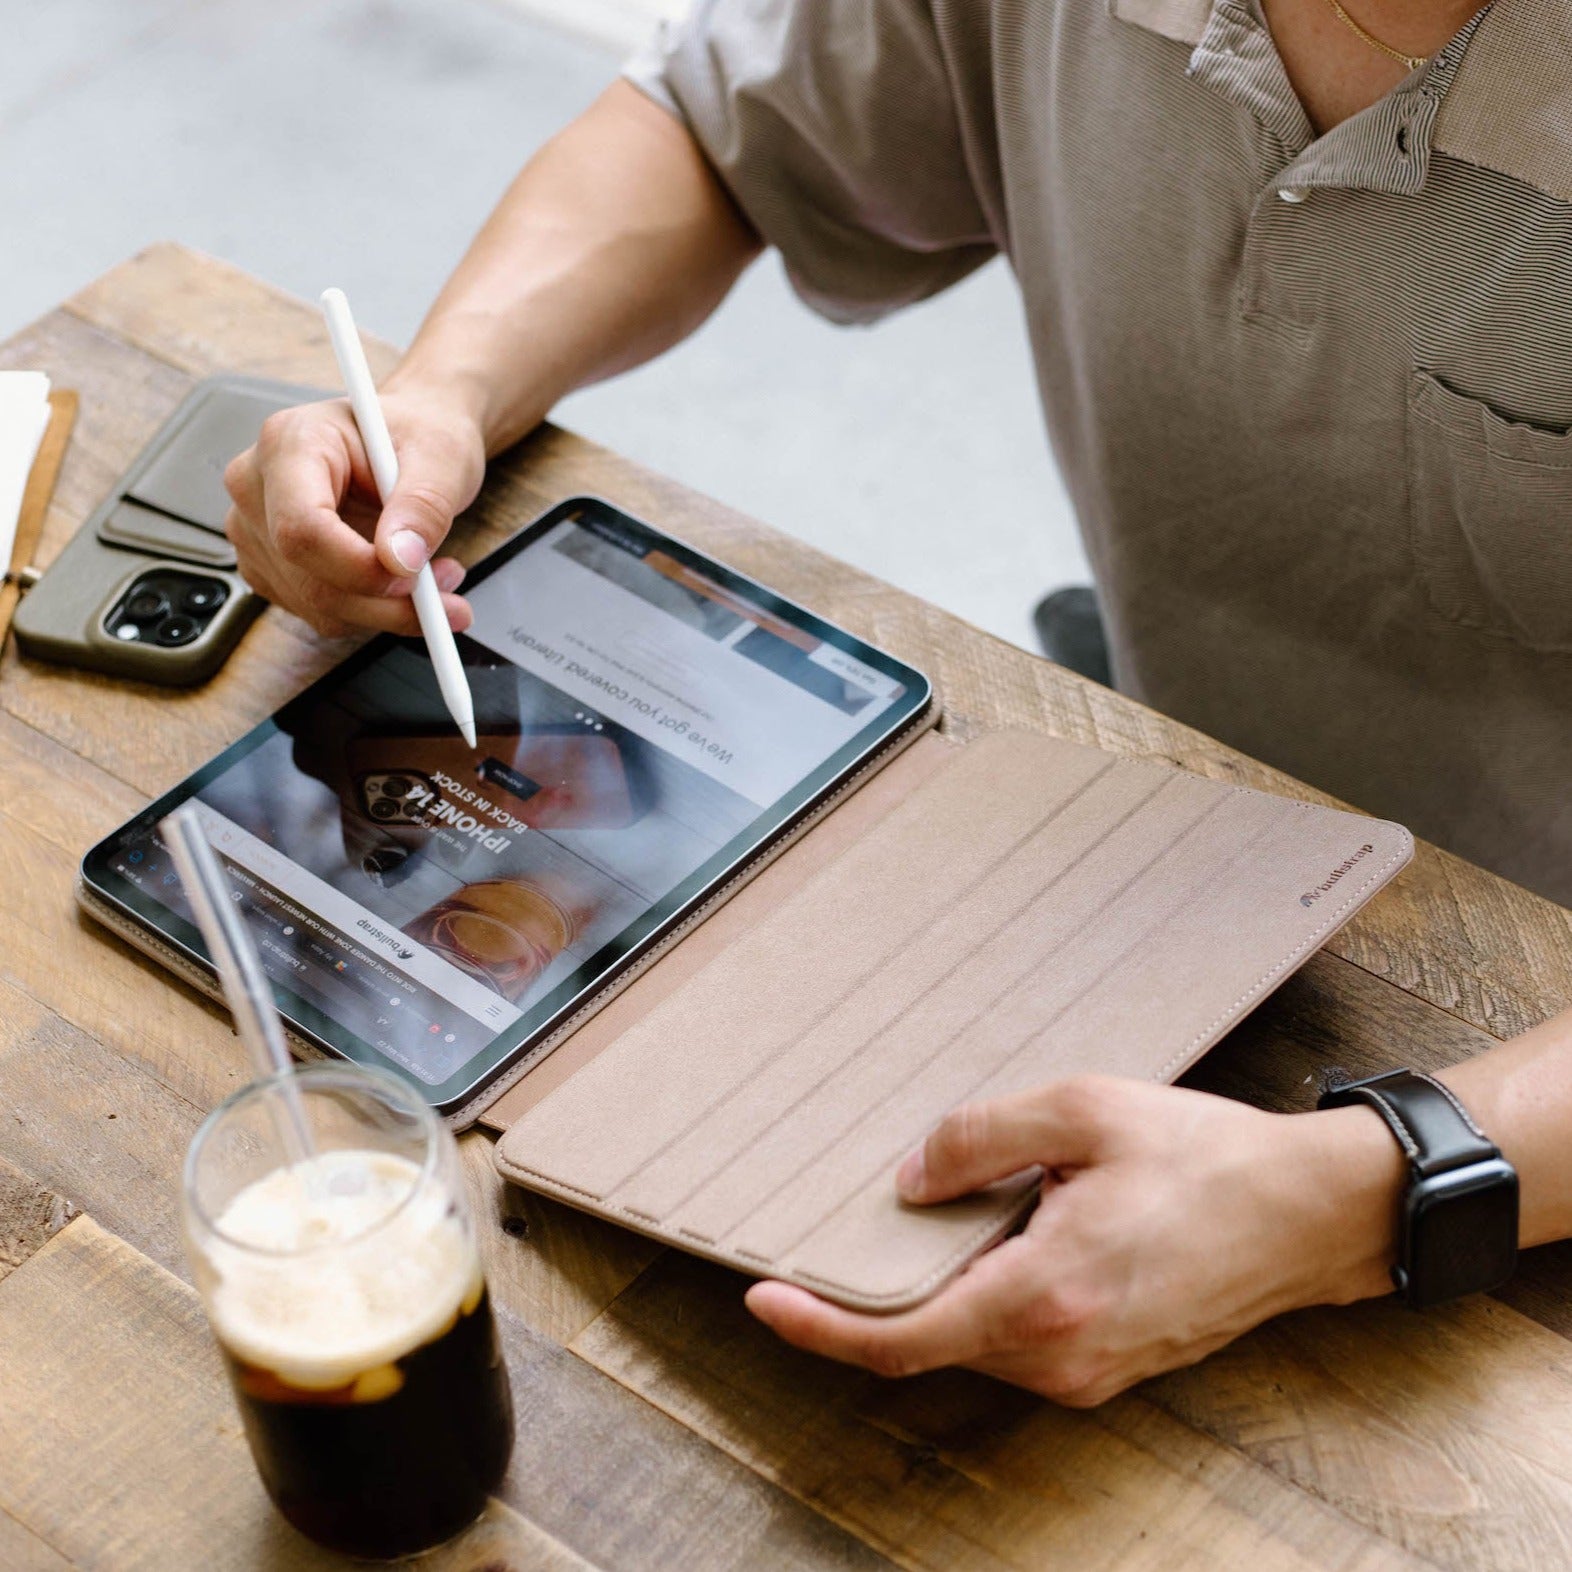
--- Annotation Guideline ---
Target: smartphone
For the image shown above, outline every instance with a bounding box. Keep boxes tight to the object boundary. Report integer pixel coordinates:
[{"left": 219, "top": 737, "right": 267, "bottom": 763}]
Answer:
[{"left": 14, "top": 375, "right": 321, "bottom": 685}]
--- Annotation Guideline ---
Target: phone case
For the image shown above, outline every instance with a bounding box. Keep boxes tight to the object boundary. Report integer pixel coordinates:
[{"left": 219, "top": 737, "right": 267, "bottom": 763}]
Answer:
[
  {"left": 493, "top": 729, "right": 1414, "bottom": 1311},
  {"left": 14, "top": 375, "right": 320, "bottom": 685}
]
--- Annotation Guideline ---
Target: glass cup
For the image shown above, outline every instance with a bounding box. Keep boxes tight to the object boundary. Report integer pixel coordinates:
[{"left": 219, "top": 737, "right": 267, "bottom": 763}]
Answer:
[{"left": 182, "top": 1063, "right": 514, "bottom": 1559}]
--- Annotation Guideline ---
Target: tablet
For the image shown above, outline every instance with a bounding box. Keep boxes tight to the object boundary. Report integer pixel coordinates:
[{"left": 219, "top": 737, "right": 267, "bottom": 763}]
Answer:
[{"left": 81, "top": 497, "right": 933, "bottom": 1116}]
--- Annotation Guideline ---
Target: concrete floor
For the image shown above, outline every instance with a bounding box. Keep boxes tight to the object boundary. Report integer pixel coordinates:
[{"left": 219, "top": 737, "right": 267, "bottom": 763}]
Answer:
[{"left": 2, "top": 0, "right": 1088, "bottom": 651}]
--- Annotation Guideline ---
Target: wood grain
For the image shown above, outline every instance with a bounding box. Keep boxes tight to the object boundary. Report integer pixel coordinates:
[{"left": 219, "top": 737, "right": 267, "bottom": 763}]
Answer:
[
  {"left": 1181, "top": 948, "right": 1500, "bottom": 1118},
  {"left": 579, "top": 1238, "right": 1572, "bottom": 1572},
  {"left": 571, "top": 1253, "right": 1423, "bottom": 1572},
  {"left": 2, "top": 243, "right": 1571, "bottom": 1571},
  {"left": 0, "top": 1153, "right": 76, "bottom": 1283},
  {"left": 1148, "top": 1296, "right": 1572, "bottom": 1571},
  {"left": 0, "top": 973, "right": 230, "bottom": 1275},
  {"left": 493, "top": 1295, "right": 893, "bottom": 1571},
  {"left": 0, "top": 1506, "right": 73, "bottom": 1572},
  {"left": 0, "top": 951, "right": 667, "bottom": 1351},
  {"left": 0, "top": 1218, "right": 594, "bottom": 1571},
  {"left": 461, "top": 1133, "right": 663, "bottom": 1346},
  {"left": 0, "top": 1216, "right": 892, "bottom": 1572}
]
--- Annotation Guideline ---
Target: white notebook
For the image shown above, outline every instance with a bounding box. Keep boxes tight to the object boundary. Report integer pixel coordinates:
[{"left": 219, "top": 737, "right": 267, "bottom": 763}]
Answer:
[{"left": 0, "top": 371, "right": 52, "bottom": 576}]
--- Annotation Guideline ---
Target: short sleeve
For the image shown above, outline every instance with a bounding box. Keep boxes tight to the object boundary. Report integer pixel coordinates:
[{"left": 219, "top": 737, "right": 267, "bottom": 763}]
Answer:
[{"left": 624, "top": 0, "right": 998, "bottom": 325}]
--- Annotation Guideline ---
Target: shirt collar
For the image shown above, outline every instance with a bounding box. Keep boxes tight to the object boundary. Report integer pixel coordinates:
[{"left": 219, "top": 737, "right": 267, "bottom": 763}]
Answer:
[
  {"left": 1432, "top": 0, "right": 1572, "bottom": 201},
  {"left": 1113, "top": 0, "right": 1572, "bottom": 203},
  {"left": 1111, "top": 0, "right": 1211, "bottom": 46}
]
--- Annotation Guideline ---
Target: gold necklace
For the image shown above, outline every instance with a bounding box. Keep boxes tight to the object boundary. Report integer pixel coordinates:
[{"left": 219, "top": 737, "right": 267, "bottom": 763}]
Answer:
[{"left": 1319, "top": 0, "right": 1427, "bottom": 71}]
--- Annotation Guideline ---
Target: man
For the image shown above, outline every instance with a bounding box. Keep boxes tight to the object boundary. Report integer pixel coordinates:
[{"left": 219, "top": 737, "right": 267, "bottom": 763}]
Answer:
[{"left": 225, "top": 0, "right": 1572, "bottom": 1402}]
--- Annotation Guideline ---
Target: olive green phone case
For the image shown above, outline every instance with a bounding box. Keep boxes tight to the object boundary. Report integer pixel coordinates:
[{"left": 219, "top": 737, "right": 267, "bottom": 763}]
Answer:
[{"left": 14, "top": 375, "right": 320, "bottom": 685}]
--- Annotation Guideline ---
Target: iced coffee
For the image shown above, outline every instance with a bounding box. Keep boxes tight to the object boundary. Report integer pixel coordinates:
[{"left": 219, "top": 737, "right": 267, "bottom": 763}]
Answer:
[{"left": 183, "top": 1066, "right": 513, "bottom": 1559}]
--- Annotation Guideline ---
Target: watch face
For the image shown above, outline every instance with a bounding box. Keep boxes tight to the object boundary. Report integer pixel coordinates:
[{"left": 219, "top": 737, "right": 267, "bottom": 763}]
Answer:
[{"left": 1406, "top": 1160, "right": 1519, "bottom": 1307}]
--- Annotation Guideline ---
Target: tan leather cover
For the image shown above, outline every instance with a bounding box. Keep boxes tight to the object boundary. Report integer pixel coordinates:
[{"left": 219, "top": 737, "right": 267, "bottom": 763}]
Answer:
[
  {"left": 480, "top": 729, "right": 957, "bottom": 1131},
  {"left": 495, "top": 729, "right": 1413, "bottom": 1312}
]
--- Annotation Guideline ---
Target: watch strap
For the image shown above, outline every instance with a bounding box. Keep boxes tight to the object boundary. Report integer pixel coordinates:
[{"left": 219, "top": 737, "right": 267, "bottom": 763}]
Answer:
[{"left": 1318, "top": 1069, "right": 1496, "bottom": 1176}]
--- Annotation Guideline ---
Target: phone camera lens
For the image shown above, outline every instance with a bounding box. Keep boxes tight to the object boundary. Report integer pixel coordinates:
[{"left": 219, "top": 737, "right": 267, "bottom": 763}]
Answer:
[
  {"left": 155, "top": 615, "right": 201, "bottom": 647},
  {"left": 362, "top": 845, "right": 411, "bottom": 886},
  {"left": 383, "top": 776, "right": 412, "bottom": 799},
  {"left": 368, "top": 798, "right": 399, "bottom": 820},
  {"left": 180, "top": 582, "right": 227, "bottom": 616},
  {"left": 126, "top": 589, "right": 169, "bottom": 621}
]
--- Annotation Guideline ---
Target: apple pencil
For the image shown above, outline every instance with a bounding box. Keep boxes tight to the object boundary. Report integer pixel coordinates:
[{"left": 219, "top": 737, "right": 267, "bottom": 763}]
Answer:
[{"left": 320, "top": 287, "right": 477, "bottom": 748}]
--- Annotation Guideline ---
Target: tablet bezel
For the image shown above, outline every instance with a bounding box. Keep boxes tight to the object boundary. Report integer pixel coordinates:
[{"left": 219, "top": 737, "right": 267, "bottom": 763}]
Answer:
[{"left": 80, "top": 496, "right": 934, "bottom": 1115}]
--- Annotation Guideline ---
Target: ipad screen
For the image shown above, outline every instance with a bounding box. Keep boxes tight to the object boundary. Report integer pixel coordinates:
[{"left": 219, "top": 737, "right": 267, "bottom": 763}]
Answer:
[{"left": 84, "top": 500, "right": 929, "bottom": 1110}]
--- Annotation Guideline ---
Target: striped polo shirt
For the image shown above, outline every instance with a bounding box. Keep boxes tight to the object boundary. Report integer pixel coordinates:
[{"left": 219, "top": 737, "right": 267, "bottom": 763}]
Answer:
[{"left": 629, "top": 0, "right": 1572, "bottom": 906}]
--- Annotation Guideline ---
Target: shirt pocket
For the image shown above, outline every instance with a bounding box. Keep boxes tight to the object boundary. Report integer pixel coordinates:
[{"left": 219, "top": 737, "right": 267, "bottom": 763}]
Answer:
[{"left": 1406, "top": 368, "right": 1572, "bottom": 653}]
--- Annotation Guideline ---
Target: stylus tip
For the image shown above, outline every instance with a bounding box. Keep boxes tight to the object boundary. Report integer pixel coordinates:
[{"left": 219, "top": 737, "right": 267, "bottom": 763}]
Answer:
[{"left": 459, "top": 717, "right": 477, "bottom": 750}]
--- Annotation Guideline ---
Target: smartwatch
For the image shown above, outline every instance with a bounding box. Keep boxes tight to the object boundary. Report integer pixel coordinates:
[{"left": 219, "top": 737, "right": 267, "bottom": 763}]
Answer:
[{"left": 1318, "top": 1069, "right": 1518, "bottom": 1309}]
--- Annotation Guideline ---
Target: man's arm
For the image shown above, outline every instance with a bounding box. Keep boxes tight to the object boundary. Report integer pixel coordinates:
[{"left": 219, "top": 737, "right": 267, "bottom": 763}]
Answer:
[
  {"left": 1440, "top": 1006, "right": 1572, "bottom": 1247},
  {"left": 224, "top": 82, "right": 760, "bottom": 635},
  {"left": 746, "top": 1006, "right": 1572, "bottom": 1405},
  {"left": 387, "top": 80, "right": 761, "bottom": 459}
]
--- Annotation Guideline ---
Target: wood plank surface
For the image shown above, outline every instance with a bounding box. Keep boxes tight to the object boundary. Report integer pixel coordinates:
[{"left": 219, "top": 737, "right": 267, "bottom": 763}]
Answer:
[
  {"left": 0, "top": 1507, "right": 74, "bottom": 1572},
  {"left": 1, "top": 242, "right": 1570, "bottom": 1572},
  {"left": 0, "top": 1218, "right": 890, "bottom": 1572},
  {"left": 579, "top": 1239, "right": 1572, "bottom": 1572},
  {"left": 0, "top": 1154, "right": 76, "bottom": 1283},
  {"left": 0, "top": 1218, "right": 594, "bottom": 1571},
  {"left": 0, "top": 1003, "right": 890, "bottom": 1566},
  {"left": 1148, "top": 1297, "right": 1572, "bottom": 1572},
  {"left": 571, "top": 1255, "right": 1426, "bottom": 1572}
]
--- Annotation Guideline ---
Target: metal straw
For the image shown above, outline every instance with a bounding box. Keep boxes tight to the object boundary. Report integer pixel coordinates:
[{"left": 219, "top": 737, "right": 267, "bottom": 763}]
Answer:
[{"left": 160, "top": 803, "right": 315, "bottom": 1166}]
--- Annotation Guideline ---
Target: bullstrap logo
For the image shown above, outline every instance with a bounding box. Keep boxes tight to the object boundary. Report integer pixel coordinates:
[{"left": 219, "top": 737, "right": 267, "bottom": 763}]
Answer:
[
  {"left": 354, "top": 916, "right": 416, "bottom": 962},
  {"left": 1300, "top": 844, "right": 1375, "bottom": 908}
]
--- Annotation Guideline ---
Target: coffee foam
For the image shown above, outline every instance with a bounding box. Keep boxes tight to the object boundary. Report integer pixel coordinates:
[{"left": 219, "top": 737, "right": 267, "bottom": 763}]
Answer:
[{"left": 203, "top": 1149, "right": 481, "bottom": 1391}]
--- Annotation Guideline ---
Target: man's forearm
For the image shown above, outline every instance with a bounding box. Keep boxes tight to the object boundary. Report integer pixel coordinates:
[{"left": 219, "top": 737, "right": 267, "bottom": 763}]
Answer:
[
  {"left": 1314, "top": 1000, "right": 1572, "bottom": 1309},
  {"left": 1439, "top": 1004, "right": 1572, "bottom": 1249},
  {"left": 385, "top": 80, "right": 761, "bottom": 451}
]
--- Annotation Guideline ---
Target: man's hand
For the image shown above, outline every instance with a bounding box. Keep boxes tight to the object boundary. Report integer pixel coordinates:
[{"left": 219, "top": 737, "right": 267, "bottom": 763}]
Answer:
[
  {"left": 222, "top": 81, "right": 758, "bottom": 640},
  {"left": 746, "top": 1076, "right": 1404, "bottom": 1405},
  {"left": 223, "top": 388, "right": 484, "bottom": 637}
]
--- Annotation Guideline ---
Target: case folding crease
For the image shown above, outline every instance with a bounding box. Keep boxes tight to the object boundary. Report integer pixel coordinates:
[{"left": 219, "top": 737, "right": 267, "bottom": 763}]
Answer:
[{"left": 491, "top": 728, "right": 1413, "bottom": 1312}]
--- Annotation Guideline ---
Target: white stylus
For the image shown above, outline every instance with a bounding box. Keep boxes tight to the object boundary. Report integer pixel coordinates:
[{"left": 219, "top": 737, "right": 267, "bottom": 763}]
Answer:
[{"left": 320, "top": 287, "right": 477, "bottom": 749}]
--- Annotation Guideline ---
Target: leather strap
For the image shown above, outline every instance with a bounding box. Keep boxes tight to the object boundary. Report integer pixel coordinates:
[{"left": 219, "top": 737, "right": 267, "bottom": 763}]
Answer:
[{"left": 1319, "top": 1069, "right": 1496, "bottom": 1176}]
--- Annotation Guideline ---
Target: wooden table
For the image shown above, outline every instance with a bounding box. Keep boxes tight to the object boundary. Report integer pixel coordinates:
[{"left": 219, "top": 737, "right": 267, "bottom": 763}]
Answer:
[{"left": 2, "top": 247, "right": 1570, "bottom": 1572}]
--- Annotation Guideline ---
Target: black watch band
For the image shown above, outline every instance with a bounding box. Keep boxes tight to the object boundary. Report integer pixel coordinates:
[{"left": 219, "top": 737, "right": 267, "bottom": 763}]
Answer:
[{"left": 1318, "top": 1069, "right": 1518, "bottom": 1309}]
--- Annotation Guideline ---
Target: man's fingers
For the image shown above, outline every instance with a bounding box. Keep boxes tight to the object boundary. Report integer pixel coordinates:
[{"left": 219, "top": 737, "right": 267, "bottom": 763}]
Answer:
[
  {"left": 305, "top": 573, "right": 470, "bottom": 637},
  {"left": 375, "top": 446, "right": 468, "bottom": 577},
  {"left": 268, "top": 494, "right": 402, "bottom": 596},
  {"left": 745, "top": 1245, "right": 1033, "bottom": 1378},
  {"left": 223, "top": 448, "right": 264, "bottom": 518},
  {"left": 237, "top": 409, "right": 395, "bottom": 598},
  {"left": 233, "top": 527, "right": 466, "bottom": 636},
  {"left": 230, "top": 395, "right": 484, "bottom": 633},
  {"left": 897, "top": 1079, "right": 1114, "bottom": 1205}
]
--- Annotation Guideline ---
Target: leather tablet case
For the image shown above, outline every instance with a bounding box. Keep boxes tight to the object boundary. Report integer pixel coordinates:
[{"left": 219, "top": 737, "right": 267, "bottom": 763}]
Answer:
[{"left": 493, "top": 728, "right": 1413, "bottom": 1312}]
